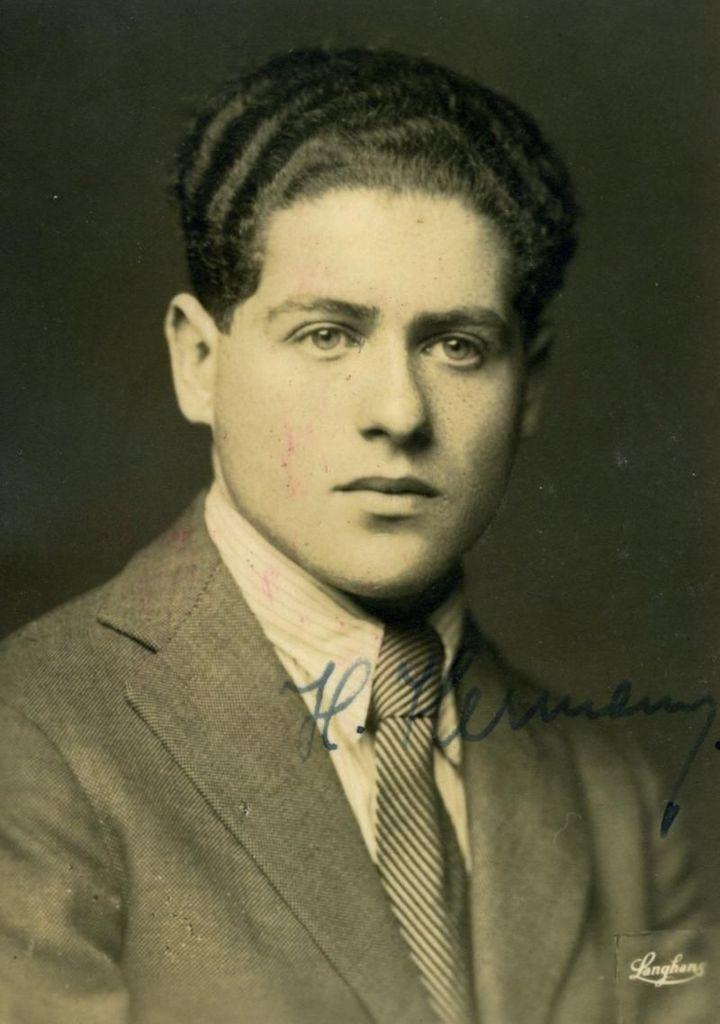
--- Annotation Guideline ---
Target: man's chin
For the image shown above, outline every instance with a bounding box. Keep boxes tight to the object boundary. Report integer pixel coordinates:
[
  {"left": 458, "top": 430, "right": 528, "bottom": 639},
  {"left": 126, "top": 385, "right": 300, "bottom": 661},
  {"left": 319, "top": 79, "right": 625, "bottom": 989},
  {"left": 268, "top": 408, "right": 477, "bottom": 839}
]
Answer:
[
  {"left": 314, "top": 555, "right": 464, "bottom": 618},
  {"left": 260, "top": 517, "right": 467, "bottom": 612}
]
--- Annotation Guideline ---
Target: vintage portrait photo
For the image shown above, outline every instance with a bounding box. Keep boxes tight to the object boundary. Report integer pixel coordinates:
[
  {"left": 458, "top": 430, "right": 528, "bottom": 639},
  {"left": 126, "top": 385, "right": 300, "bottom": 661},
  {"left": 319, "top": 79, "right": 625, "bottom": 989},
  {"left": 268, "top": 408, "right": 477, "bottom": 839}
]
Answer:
[{"left": 1, "top": 2, "right": 718, "bottom": 1021}]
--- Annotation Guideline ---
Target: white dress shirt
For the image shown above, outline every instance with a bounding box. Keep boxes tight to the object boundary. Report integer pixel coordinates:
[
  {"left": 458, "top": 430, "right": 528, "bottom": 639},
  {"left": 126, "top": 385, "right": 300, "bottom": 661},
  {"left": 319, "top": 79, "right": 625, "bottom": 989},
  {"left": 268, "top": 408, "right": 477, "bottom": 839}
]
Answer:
[{"left": 205, "top": 478, "right": 471, "bottom": 871}]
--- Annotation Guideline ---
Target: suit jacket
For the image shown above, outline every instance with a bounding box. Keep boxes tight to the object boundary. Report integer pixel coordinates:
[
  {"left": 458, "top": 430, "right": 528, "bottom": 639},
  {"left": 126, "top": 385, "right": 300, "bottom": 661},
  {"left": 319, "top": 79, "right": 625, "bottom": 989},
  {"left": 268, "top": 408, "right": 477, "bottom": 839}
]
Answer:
[{"left": 0, "top": 496, "right": 711, "bottom": 1023}]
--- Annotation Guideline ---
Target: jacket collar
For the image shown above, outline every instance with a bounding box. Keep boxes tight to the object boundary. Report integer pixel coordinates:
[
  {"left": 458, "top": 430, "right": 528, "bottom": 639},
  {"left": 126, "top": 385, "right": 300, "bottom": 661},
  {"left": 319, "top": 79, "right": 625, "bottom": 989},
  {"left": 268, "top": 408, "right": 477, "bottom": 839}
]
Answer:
[
  {"left": 96, "top": 493, "right": 214, "bottom": 652},
  {"left": 97, "top": 495, "right": 435, "bottom": 1024}
]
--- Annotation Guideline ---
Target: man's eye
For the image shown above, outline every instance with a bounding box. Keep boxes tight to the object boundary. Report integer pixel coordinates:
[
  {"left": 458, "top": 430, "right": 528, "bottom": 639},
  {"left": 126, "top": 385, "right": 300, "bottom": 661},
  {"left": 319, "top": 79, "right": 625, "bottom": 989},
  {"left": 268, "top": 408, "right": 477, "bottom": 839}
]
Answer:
[
  {"left": 425, "top": 335, "right": 486, "bottom": 368},
  {"left": 296, "top": 326, "right": 358, "bottom": 352}
]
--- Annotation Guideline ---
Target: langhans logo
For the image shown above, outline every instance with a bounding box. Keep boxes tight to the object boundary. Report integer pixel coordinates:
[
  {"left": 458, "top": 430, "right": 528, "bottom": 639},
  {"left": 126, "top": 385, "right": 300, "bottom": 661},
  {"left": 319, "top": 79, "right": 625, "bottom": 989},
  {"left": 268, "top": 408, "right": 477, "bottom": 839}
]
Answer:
[{"left": 628, "top": 951, "right": 707, "bottom": 988}]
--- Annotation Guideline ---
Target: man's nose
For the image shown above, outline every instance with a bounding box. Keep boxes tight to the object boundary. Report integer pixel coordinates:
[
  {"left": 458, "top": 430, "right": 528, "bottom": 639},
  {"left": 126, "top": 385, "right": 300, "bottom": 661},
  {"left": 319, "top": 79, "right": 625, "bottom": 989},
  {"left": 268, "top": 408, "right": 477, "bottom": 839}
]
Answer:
[{"left": 354, "top": 339, "right": 431, "bottom": 446}]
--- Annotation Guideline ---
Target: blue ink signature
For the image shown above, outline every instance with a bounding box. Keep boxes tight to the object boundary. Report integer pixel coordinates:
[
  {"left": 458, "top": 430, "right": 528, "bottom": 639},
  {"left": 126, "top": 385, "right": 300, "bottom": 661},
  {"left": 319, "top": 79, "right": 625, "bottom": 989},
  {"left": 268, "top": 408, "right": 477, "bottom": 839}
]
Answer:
[
  {"left": 285, "top": 658, "right": 373, "bottom": 759},
  {"left": 281, "top": 653, "right": 717, "bottom": 837}
]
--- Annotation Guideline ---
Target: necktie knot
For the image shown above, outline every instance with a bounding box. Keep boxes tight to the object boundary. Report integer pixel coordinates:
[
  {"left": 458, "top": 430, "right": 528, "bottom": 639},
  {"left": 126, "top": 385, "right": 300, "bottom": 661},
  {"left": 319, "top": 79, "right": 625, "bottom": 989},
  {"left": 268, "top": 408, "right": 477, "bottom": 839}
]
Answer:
[{"left": 371, "top": 620, "right": 445, "bottom": 722}]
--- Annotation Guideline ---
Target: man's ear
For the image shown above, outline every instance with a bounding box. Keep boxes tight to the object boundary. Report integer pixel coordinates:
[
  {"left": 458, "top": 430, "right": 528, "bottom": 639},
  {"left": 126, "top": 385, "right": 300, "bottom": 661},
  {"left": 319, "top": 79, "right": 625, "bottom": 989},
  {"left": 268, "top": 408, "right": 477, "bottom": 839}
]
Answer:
[
  {"left": 164, "top": 293, "right": 219, "bottom": 427},
  {"left": 520, "top": 324, "right": 553, "bottom": 438}
]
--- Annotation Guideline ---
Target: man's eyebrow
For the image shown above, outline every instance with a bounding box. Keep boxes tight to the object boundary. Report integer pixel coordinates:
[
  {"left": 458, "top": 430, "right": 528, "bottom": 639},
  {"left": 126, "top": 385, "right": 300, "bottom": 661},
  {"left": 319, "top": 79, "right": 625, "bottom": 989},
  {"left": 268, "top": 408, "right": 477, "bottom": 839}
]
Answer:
[
  {"left": 410, "top": 306, "right": 509, "bottom": 333},
  {"left": 265, "top": 297, "right": 379, "bottom": 324},
  {"left": 265, "top": 299, "right": 509, "bottom": 336}
]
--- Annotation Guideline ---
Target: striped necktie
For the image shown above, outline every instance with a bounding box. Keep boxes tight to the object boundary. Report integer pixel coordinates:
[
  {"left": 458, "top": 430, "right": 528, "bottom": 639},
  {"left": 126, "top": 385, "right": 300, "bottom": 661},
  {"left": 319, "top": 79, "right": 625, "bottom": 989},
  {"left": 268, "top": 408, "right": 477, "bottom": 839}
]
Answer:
[{"left": 371, "top": 621, "right": 475, "bottom": 1024}]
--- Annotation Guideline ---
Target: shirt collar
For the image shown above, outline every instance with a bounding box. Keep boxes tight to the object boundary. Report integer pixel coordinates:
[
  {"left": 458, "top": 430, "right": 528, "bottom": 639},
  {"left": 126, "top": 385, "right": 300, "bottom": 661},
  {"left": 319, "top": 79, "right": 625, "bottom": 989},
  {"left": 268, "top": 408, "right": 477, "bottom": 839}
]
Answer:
[{"left": 204, "top": 477, "right": 467, "bottom": 764}]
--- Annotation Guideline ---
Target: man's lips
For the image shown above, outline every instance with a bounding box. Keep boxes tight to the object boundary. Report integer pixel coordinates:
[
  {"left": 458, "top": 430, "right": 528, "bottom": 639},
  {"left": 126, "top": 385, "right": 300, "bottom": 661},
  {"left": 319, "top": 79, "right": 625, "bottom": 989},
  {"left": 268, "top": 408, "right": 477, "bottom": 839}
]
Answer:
[{"left": 335, "top": 476, "right": 440, "bottom": 497}]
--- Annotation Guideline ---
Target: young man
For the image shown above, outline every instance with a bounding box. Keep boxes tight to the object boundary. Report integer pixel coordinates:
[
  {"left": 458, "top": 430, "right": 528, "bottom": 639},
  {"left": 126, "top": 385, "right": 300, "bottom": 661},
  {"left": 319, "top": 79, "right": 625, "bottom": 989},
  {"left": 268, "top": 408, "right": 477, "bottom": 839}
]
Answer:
[{"left": 0, "top": 49, "right": 709, "bottom": 1023}]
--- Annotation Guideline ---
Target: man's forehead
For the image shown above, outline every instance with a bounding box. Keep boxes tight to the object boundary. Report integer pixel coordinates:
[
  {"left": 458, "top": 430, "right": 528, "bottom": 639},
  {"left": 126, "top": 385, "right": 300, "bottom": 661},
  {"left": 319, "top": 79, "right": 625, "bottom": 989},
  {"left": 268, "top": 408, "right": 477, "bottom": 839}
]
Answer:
[{"left": 249, "top": 187, "right": 514, "bottom": 319}]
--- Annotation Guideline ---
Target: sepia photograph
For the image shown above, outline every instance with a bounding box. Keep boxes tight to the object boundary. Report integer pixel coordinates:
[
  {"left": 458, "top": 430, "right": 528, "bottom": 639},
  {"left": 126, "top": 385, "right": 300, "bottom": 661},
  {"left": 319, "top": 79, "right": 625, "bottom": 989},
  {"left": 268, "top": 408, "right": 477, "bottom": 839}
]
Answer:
[{"left": 1, "top": 1, "right": 718, "bottom": 1021}]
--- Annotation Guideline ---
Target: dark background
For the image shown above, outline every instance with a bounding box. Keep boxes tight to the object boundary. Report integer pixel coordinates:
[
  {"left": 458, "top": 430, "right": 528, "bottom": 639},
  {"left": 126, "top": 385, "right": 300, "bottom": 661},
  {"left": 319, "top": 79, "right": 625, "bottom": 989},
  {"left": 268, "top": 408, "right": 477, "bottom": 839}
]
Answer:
[{"left": 2, "top": 0, "right": 719, "bottom": 907}]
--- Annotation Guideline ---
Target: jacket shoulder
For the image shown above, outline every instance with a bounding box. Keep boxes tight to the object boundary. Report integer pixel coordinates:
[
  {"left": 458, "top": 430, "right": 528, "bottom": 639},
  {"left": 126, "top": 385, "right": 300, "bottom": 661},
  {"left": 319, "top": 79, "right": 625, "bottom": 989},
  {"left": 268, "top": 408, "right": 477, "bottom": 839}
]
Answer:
[{"left": 0, "top": 493, "right": 216, "bottom": 720}]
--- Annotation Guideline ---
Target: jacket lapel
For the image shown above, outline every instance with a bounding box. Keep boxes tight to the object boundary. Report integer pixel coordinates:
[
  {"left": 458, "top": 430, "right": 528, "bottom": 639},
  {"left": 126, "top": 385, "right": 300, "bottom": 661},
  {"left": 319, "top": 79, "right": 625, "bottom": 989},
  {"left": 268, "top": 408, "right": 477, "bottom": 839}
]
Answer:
[
  {"left": 100, "top": 502, "right": 434, "bottom": 1024},
  {"left": 456, "top": 629, "right": 592, "bottom": 1024}
]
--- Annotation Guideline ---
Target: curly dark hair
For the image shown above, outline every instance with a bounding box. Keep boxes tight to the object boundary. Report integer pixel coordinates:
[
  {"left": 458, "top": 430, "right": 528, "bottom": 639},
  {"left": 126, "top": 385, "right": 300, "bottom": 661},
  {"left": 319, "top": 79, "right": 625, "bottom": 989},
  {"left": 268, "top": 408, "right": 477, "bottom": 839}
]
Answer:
[{"left": 173, "top": 48, "right": 578, "bottom": 338}]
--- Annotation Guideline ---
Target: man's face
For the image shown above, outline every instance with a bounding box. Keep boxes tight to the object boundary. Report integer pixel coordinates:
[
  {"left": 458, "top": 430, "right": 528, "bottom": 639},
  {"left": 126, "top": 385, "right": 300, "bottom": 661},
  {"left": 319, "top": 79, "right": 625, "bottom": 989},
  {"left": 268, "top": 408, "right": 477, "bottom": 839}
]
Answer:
[{"left": 208, "top": 187, "right": 530, "bottom": 601}]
